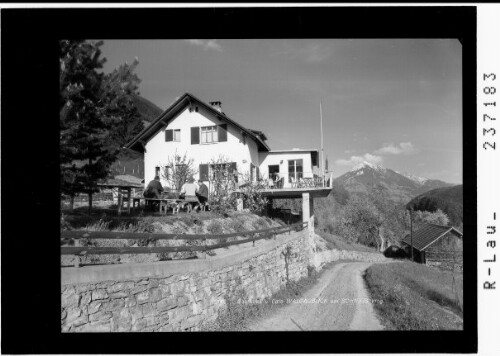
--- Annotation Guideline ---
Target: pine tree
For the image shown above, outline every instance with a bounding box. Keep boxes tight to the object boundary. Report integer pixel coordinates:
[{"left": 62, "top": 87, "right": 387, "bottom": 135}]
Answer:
[
  {"left": 103, "top": 60, "right": 144, "bottom": 147},
  {"left": 60, "top": 40, "right": 129, "bottom": 212}
]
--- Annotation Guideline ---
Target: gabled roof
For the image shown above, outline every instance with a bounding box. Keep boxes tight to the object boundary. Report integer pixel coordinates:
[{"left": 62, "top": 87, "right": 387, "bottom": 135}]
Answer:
[
  {"left": 401, "top": 223, "right": 463, "bottom": 251},
  {"left": 125, "top": 93, "right": 270, "bottom": 152}
]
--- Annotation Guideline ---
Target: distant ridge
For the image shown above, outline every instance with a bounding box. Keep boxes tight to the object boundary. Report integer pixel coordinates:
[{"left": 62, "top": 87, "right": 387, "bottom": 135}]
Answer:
[
  {"left": 132, "top": 95, "right": 164, "bottom": 127},
  {"left": 334, "top": 162, "right": 452, "bottom": 203},
  {"left": 407, "top": 185, "right": 463, "bottom": 226}
]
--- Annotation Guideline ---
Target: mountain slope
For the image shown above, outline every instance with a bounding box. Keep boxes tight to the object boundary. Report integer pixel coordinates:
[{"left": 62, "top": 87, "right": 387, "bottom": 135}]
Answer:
[
  {"left": 407, "top": 185, "right": 463, "bottom": 226},
  {"left": 110, "top": 95, "right": 162, "bottom": 178},
  {"left": 132, "top": 95, "right": 164, "bottom": 126}
]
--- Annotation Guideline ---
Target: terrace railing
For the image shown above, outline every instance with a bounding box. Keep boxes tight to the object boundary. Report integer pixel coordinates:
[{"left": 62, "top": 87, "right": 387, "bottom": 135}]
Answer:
[{"left": 61, "top": 221, "right": 308, "bottom": 266}]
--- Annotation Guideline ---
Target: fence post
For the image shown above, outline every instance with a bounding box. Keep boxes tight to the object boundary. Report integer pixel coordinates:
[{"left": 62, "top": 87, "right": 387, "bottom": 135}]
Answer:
[
  {"left": 73, "top": 238, "right": 81, "bottom": 267},
  {"left": 203, "top": 235, "right": 207, "bottom": 259},
  {"left": 117, "top": 189, "right": 123, "bottom": 216}
]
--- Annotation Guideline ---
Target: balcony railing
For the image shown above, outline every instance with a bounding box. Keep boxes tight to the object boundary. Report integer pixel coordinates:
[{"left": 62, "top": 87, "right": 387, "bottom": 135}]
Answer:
[{"left": 261, "top": 173, "right": 333, "bottom": 190}]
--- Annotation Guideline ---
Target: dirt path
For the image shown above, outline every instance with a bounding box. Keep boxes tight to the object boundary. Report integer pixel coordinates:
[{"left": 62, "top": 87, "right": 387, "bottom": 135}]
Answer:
[{"left": 248, "top": 262, "right": 384, "bottom": 331}]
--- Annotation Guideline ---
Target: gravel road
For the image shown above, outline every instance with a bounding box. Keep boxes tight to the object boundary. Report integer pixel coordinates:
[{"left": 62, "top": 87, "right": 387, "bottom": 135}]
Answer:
[{"left": 248, "top": 262, "right": 384, "bottom": 331}]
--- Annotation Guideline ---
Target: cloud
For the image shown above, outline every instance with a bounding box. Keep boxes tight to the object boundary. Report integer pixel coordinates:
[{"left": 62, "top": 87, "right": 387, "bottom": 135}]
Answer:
[
  {"left": 335, "top": 153, "right": 383, "bottom": 168},
  {"left": 374, "top": 142, "right": 416, "bottom": 155},
  {"left": 186, "top": 39, "right": 222, "bottom": 52}
]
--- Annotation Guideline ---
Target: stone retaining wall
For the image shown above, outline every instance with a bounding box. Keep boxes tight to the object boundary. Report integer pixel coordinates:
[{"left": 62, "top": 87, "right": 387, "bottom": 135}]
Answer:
[
  {"left": 61, "top": 230, "right": 309, "bottom": 332},
  {"left": 314, "top": 248, "right": 387, "bottom": 269}
]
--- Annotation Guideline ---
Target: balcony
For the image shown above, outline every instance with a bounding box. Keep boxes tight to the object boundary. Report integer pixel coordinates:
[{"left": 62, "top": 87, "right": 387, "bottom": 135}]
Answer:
[{"left": 238, "top": 174, "right": 333, "bottom": 199}]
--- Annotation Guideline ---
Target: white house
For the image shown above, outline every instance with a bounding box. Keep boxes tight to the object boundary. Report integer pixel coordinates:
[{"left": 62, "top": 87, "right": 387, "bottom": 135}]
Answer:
[{"left": 125, "top": 93, "right": 320, "bottom": 189}]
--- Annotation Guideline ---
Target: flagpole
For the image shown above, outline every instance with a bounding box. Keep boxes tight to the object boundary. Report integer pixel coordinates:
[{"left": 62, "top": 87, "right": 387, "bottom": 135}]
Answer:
[{"left": 320, "top": 101, "right": 324, "bottom": 186}]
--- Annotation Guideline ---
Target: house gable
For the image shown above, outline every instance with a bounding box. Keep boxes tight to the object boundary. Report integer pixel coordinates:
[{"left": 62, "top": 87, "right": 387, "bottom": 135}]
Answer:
[{"left": 125, "top": 93, "right": 270, "bottom": 152}]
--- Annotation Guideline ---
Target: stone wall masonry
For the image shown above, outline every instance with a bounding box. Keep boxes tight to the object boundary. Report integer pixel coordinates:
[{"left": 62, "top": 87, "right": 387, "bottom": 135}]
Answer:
[
  {"left": 61, "top": 230, "right": 309, "bottom": 332},
  {"left": 314, "top": 248, "right": 388, "bottom": 269}
]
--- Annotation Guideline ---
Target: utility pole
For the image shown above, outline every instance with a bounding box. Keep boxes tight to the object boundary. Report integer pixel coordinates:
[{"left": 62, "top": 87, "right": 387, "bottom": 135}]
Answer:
[
  {"left": 409, "top": 207, "right": 414, "bottom": 261},
  {"left": 320, "top": 101, "right": 324, "bottom": 186}
]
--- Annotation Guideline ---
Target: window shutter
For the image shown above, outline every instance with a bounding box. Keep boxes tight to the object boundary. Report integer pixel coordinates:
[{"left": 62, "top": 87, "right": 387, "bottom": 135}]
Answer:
[
  {"left": 218, "top": 124, "right": 227, "bottom": 142},
  {"left": 199, "top": 164, "right": 209, "bottom": 181},
  {"left": 230, "top": 162, "right": 238, "bottom": 183},
  {"left": 191, "top": 127, "right": 200, "bottom": 144},
  {"left": 256, "top": 166, "right": 260, "bottom": 181},
  {"left": 165, "top": 129, "right": 173, "bottom": 142}
]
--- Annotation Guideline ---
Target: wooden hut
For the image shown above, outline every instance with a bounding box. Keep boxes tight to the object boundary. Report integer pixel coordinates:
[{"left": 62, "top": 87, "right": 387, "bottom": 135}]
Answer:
[{"left": 401, "top": 223, "right": 463, "bottom": 272}]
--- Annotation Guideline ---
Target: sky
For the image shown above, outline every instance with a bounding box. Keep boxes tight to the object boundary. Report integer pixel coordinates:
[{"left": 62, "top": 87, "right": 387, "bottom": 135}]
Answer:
[{"left": 101, "top": 39, "right": 462, "bottom": 184}]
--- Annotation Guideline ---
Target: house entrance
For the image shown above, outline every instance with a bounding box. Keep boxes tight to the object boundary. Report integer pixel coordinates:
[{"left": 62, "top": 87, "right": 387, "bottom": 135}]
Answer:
[{"left": 268, "top": 164, "right": 280, "bottom": 180}]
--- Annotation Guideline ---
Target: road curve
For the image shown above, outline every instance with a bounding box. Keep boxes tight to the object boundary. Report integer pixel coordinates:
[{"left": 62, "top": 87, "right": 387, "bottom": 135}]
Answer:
[{"left": 248, "top": 262, "right": 384, "bottom": 331}]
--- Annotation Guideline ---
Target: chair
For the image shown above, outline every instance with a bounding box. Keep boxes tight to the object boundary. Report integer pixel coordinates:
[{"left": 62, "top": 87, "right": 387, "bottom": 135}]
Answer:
[
  {"left": 267, "top": 179, "right": 274, "bottom": 189},
  {"left": 290, "top": 177, "right": 298, "bottom": 188}
]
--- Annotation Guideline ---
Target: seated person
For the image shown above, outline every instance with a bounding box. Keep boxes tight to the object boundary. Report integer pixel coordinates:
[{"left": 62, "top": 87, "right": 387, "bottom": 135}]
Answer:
[
  {"left": 180, "top": 177, "right": 199, "bottom": 213},
  {"left": 195, "top": 180, "right": 209, "bottom": 211},
  {"left": 143, "top": 176, "right": 164, "bottom": 209}
]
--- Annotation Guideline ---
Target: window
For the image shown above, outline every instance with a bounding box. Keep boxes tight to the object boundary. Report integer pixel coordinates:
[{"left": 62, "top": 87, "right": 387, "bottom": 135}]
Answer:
[
  {"left": 173, "top": 129, "right": 181, "bottom": 142},
  {"left": 165, "top": 129, "right": 181, "bottom": 142},
  {"left": 288, "top": 159, "right": 303, "bottom": 182},
  {"left": 201, "top": 126, "right": 218, "bottom": 143}
]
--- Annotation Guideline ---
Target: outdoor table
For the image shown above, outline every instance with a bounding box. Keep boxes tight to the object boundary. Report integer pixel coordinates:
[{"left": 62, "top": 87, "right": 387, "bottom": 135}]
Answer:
[{"left": 139, "top": 198, "right": 185, "bottom": 214}]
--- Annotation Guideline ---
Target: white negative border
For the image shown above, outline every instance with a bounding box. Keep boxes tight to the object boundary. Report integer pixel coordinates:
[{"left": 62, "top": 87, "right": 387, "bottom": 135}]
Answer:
[
  {"left": 478, "top": 4, "right": 500, "bottom": 356},
  {"left": 1, "top": 3, "right": 498, "bottom": 356}
]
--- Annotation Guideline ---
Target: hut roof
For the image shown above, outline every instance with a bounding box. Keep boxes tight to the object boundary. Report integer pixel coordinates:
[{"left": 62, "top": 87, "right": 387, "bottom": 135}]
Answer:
[{"left": 401, "top": 223, "right": 463, "bottom": 251}]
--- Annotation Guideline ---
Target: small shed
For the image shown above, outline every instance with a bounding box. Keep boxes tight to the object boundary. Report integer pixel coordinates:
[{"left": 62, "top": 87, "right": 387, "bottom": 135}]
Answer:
[{"left": 401, "top": 223, "right": 463, "bottom": 272}]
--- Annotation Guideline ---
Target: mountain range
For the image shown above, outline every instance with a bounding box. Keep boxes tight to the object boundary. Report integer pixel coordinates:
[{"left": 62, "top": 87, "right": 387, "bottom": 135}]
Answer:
[{"left": 333, "top": 161, "right": 453, "bottom": 204}]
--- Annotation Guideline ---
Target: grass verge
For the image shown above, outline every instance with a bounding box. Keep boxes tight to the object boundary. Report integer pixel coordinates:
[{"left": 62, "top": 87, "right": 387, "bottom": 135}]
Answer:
[{"left": 364, "top": 261, "right": 463, "bottom": 330}]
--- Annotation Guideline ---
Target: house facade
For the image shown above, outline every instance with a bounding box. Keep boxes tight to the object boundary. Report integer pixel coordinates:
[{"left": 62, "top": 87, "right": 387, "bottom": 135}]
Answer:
[{"left": 126, "top": 93, "right": 320, "bottom": 189}]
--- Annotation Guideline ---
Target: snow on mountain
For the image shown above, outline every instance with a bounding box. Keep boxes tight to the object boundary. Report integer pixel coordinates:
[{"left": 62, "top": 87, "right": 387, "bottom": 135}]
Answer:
[
  {"left": 351, "top": 161, "right": 386, "bottom": 173},
  {"left": 395, "top": 171, "right": 430, "bottom": 185}
]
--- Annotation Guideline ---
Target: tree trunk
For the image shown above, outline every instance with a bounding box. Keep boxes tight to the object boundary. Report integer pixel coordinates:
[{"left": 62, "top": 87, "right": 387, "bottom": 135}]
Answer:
[
  {"left": 378, "top": 226, "right": 386, "bottom": 252},
  {"left": 88, "top": 156, "right": 93, "bottom": 214},
  {"left": 69, "top": 195, "right": 74, "bottom": 211},
  {"left": 88, "top": 191, "right": 93, "bottom": 214}
]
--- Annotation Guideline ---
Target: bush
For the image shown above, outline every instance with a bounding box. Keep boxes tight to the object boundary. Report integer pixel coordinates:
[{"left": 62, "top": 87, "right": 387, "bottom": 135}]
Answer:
[{"left": 207, "top": 220, "right": 224, "bottom": 235}]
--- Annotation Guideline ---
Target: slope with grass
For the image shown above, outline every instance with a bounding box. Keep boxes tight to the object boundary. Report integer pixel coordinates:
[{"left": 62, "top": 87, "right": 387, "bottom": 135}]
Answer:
[
  {"left": 364, "top": 261, "right": 463, "bottom": 330},
  {"left": 61, "top": 211, "right": 280, "bottom": 266}
]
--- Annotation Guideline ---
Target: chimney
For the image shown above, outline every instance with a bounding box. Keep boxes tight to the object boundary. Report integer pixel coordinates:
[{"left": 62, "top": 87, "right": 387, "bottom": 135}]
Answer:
[{"left": 209, "top": 101, "right": 222, "bottom": 113}]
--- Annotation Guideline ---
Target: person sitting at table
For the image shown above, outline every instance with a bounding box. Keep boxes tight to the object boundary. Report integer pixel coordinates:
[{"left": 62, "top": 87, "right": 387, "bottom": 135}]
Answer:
[
  {"left": 143, "top": 176, "right": 164, "bottom": 209},
  {"left": 180, "top": 176, "right": 199, "bottom": 213},
  {"left": 195, "top": 180, "right": 209, "bottom": 211}
]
